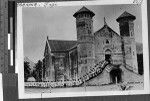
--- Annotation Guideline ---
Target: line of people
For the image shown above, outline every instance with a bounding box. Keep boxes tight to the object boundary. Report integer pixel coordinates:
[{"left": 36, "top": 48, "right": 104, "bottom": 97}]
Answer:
[{"left": 25, "top": 60, "right": 109, "bottom": 88}]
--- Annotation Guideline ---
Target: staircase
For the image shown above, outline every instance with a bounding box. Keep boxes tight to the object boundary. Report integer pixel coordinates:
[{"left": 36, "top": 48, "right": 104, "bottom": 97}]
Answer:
[
  {"left": 25, "top": 61, "right": 142, "bottom": 88},
  {"left": 76, "top": 60, "right": 109, "bottom": 86}
]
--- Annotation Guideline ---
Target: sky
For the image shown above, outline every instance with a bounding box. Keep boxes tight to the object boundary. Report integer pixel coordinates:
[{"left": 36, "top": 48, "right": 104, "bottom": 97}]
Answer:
[{"left": 22, "top": 4, "right": 142, "bottom": 63}]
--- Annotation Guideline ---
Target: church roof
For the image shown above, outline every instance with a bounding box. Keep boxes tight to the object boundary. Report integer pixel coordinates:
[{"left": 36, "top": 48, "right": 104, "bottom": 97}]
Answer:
[
  {"left": 48, "top": 40, "right": 77, "bottom": 52},
  {"left": 94, "top": 17, "right": 120, "bottom": 37},
  {"left": 116, "top": 11, "right": 136, "bottom": 22},
  {"left": 94, "top": 24, "right": 120, "bottom": 38},
  {"left": 73, "top": 6, "right": 95, "bottom": 17}
]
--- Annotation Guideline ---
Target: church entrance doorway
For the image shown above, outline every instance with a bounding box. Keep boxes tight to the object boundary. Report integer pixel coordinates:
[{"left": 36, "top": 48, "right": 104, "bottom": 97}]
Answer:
[
  {"left": 105, "top": 54, "right": 111, "bottom": 63},
  {"left": 105, "top": 49, "right": 112, "bottom": 63},
  {"left": 110, "top": 68, "right": 122, "bottom": 84}
]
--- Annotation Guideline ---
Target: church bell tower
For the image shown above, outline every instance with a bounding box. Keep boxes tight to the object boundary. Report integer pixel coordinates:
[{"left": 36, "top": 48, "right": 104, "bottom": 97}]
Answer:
[
  {"left": 117, "top": 11, "right": 138, "bottom": 73},
  {"left": 73, "top": 7, "right": 95, "bottom": 77}
]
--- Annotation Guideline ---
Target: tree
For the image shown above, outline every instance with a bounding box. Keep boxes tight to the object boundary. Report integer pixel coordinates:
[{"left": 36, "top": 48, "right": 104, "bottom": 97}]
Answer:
[
  {"left": 32, "top": 69, "right": 37, "bottom": 81},
  {"left": 32, "top": 60, "right": 43, "bottom": 82},
  {"left": 24, "top": 61, "right": 31, "bottom": 82}
]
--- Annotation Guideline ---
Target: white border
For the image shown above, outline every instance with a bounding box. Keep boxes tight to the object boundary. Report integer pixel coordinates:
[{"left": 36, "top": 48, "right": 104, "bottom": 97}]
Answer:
[
  {"left": 0, "top": 73, "right": 3, "bottom": 101},
  {"left": 17, "top": 0, "right": 150, "bottom": 99}
]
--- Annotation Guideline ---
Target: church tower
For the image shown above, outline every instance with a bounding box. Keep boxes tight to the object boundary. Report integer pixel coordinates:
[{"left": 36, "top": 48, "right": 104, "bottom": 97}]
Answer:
[
  {"left": 73, "top": 7, "right": 95, "bottom": 77},
  {"left": 117, "top": 11, "right": 138, "bottom": 73}
]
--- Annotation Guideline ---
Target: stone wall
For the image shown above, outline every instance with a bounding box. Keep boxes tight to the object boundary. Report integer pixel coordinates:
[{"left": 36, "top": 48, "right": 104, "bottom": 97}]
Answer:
[
  {"left": 94, "top": 27, "right": 123, "bottom": 65},
  {"left": 86, "top": 65, "right": 143, "bottom": 86}
]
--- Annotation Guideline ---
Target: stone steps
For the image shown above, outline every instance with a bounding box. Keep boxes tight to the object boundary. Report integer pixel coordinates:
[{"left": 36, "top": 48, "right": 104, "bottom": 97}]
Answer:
[{"left": 77, "top": 60, "right": 109, "bottom": 86}]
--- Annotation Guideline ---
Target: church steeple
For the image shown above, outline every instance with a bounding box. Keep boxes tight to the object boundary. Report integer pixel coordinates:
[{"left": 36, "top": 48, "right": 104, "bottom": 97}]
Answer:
[
  {"left": 117, "top": 11, "right": 138, "bottom": 73},
  {"left": 73, "top": 6, "right": 95, "bottom": 77}
]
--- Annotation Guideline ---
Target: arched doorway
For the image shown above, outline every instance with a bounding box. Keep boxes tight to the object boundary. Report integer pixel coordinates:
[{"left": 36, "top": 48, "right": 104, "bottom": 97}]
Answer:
[
  {"left": 105, "top": 49, "right": 112, "bottom": 63},
  {"left": 110, "top": 68, "right": 122, "bottom": 84}
]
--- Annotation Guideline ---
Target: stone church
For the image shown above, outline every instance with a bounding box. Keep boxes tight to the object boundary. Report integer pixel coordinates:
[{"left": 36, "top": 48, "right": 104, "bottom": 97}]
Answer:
[{"left": 43, "top": 7, "right": 143, "bottom": 85}]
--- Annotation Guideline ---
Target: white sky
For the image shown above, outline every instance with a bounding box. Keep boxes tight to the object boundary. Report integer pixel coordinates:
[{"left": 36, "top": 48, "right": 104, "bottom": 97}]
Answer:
[{"left": 22, "top": 4, "right": 142, "bottom": 63}]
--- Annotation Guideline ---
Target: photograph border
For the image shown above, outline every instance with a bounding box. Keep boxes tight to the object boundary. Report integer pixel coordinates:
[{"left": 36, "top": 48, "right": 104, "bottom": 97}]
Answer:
[
  {"left": 0, "top": 73, "right": 3, "bottom": 101},
  {"left": 16, "top": 0, "right": 150, "bottom": 99}
]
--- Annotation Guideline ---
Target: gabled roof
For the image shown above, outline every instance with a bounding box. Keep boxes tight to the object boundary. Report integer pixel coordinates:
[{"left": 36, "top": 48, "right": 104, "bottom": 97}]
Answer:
[
  {"left": 48, "top": 40, "right": 77, "bottom": 52},
  {"left": 116, "top": 11, "right": 136, "bottom": 22},
  {"left": 94, "top": 24, "right": 120, "bottom": 38},
  {"left": 73, "top": 6, "right": 95, "bottom": 17}
]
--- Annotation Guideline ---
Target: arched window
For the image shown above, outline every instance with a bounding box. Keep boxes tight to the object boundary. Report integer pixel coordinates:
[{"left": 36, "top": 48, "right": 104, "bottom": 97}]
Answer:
[
  {"left": 131, "top": 32, "right": 133, "bottom": 36},
  {"left": 106, "top": 39, "right": 109, "bottom": 44}
]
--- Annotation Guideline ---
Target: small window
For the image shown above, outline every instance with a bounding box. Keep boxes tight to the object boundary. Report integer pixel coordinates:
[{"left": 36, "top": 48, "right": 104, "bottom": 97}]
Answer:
[
  {"left": 131, "top": 32, "right": 133, "bottom": 36},
  {"left": 106, "top": 39, "right": 109, "bottom": 44},
  {"left": 88, "top": 30, "right": 91, "bottom": 34}
]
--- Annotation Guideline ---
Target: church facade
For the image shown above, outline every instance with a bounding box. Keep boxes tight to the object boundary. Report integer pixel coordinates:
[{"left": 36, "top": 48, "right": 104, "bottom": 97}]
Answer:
[{"left": 43, "top": 7, "right": 140, "bottom": 84}]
